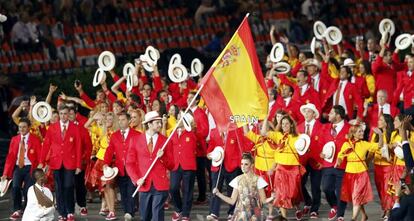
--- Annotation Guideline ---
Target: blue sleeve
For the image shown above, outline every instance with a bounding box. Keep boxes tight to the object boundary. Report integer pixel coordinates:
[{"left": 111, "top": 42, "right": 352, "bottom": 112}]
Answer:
[{"left": 402, "top": 142, "right": 414, "bottom": 169}]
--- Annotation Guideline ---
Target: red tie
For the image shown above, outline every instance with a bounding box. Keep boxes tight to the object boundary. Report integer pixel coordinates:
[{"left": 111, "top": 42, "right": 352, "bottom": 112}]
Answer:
[
  {"left": 334, "top": 82, "right": 342, "bottom": 105},
  {"left": 18, "top": 136, "right": 25, "bottom": 168},
  {"left": 121, "top": 130, "right": 126, "bottom": 142},
  {"left": 61, "top": 125, "right": 67, "bottom": 139},
  {"left": 305, "top": 124, "right": 311, "bottom": 135},
  {"left": 148, "top": 137, "right": 153, "bottom": 153},
  {"left": 379, "top": 106, "right": 384, "bottom": 116},
  {"left": 331, "top": 125, "right": 337, "bottom": 137}
]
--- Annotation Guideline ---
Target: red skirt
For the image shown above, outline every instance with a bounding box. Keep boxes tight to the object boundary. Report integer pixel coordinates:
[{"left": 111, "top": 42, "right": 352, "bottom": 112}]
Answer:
[
  {"left": 85, "top": 159, "right": 111, "bottom": 192},
  {"left": 272, "top": 165, "right": 303, "bottom": 208},
  {"left": 374, "top": 165, "right": 393, "bottom": 210},
  {"left": 254, "top": 168, "right": 275, "bottom": 197},
  {"left": 341, "top": 172, "right": 373, "bottom": 205}
]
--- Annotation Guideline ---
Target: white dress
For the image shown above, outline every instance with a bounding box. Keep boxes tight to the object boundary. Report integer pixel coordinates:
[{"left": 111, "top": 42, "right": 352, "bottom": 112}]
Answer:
[{"left": 22, "top": 184, "right": 55, "bottom": 221}]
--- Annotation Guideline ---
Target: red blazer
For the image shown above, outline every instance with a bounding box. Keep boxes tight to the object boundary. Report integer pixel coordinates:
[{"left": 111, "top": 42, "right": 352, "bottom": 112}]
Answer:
[
  {"left": 171, "top": 130, "right": 197, "bottom": 171},
  {"left": 321, "top": 122, "right": 350, "bottom": 170},
  {"left": 393, "top": 71, "right": 414, "bottom": 109},
  {"left": 104, "top": 128, "right": 140, "bottom": 177},
  {"left": 3, "top": 133, "right": 41, "bottom": 178},
  {"left": 314, "top": 62, "right": 332, "bottom": 104},
  {"left": 268, "top": 96, "right": 304, "bottom": 124},
  {"left": 366, "top": 103, "right": 399, "bottom": 128},
  {"left": 41, "top": 122, "right": 82, "bottom": 170},
  {"left": 279, "top": 75, "right": 322, "bottom": 111},
  {"left": 297, "top": 121, "right": 324, "bottom": 170},
  {"left": 352, "top": 75, "right": 370, "bottom": 100},
  {"left": 75, "top": 121, "right": 92, "bottom": 170},
  {"left": 207, "top": 128, "right": 253, "bottom": 173},
  {"left": 126, "top": 133, "right": 174, "bottom": 192},
  {"left": 371, "top": 55, "right": 397, "bottom": 100},
  {"left": 192, "top": 107, "right": 209, "bottom": 157},
  {"left": 324, "top": 80, "right": 364, "bottom": 119}
]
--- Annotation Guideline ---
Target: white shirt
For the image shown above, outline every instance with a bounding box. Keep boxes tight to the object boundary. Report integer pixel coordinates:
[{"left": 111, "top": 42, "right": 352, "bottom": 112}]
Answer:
[
  {"left": 311, "top": 74, "right": 320, "bottom": 92},
  {"left": 229, "top": 175, "right": 268, "bottom": 190},
  {"left": 120, "top": 128, "right": 130, "bottom": 140},
  {"left": 145, "top": 132, "right": 159, "bottom": 146},
  {"left": 305, "top": 119, "right": 316, "bottom": 134},
  {"left": 283, "top": 97, "right": 291, "bottom": 106},
  {"left": 190, "top": 106, "right": 197, "bottom": 113},
  {"left": 378, "top": 103, "right": 391, "bottom": 115},
  {"left": 333, "top": 80, "right": 348, "bottom": 114},
  {"left": 300, "top": 84, "right": 309, "bottom": 96},
  {"left": 407, "top": 70, "right": 412, "bottom": 77},
  {"left": 22, "top": 184, "right": 55, "bottom": 221},
  {"left": 268, "top": 100, "right": 275, "bottom": 112},
  {"left": 16, "top": 134, "right": 31, "bottom": 166},
  {"left": 333, "top": 120, "right": 345, "bottom": 135}
]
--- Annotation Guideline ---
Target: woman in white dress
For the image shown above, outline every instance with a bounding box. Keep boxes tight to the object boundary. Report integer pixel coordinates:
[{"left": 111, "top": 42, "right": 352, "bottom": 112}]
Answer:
[
  {"left": 22, "top": 168, "right": 55, "bottom": 221},
  {"left": 213, "top": 153, "right": 274, "bottom": 220}
]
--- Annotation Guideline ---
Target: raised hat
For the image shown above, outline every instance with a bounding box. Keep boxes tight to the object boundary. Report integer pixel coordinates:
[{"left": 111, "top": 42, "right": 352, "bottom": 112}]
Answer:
[
  {"left": 32, "top": 101, "right": 52, "bottom": 123},
  {"left": 98, "top": 51, "right": 116, "bottom": 71}
]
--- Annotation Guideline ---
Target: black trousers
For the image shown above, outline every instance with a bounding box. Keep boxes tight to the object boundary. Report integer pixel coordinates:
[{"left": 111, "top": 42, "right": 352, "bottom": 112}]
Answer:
[
  {"left": 170, "top": 166, "right": 196, "bottom": 217},
  {"left": 301, "top": 164, "right": 322, "bottom": 213},
  {"left": 117, "top": 175, "right": 136, "bottom": 216},
  {"left": 11, "top": 165, "right": 33, "bottom": 211},
  {"left": 54, "top": 166, "right": 75, "bottom": 216},
  {"left": 74, "top": 170, "right": 86, "bottom": 207}
]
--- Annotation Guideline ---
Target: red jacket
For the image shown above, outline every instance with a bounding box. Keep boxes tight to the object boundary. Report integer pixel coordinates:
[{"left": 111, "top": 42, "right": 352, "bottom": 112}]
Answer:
[
  {"left": 3, "top": 133, "right": 41, "bottom": 178},
  {"left": 171, "top": 130, "right": 197, "bottom": 171},
  {"left": 207, "top": 128, "right": 253, "bottom": 172},
  {"left": 393, "top": 71, "right": 414, "bottom": 109},
  {"left": 126, "top": 133, "right": 174, "bottom": 191},
  {"left": 366, "top": 103, "right": 399, "bottom": 128},
  {"left": 313, "top": 62, "right": 332, "bottom": 104},
  {"left": 192, "top": 107, "right": 209, "bottom": 157},
  {"left": 297, "top": 120, "right": 324, "bottom": 170},
  {"left": 279, "top": 75, "right": 322, "bottom": 111},
  {"left": 268, "top": 96, "right": 304, "bottom": 124},
  {"left": 321, "top": 122, "right": 350, "bottom": 170},
  {"left": 75, "top": 121, "right": 92, "bottom": 170},
  {"left": 371, "top": 55, "right": 397, "bottom": 101},
  {"left": 324, "top": 80, "right": 364, "bottom": 119},
  {"left": 352, "top": 75, "right": 370, "bottom": 100},
  {"left": 41, "top": 122, "right": 82, "bottom": 170},
  {"left": 104, "top": 128, "right": 140, "bottom": 177}
]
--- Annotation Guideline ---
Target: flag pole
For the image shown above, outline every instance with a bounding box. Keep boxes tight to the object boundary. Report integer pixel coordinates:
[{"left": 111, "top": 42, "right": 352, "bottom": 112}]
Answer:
[{"left": 132, "top": 84, "right": 204, "bottom": 197}]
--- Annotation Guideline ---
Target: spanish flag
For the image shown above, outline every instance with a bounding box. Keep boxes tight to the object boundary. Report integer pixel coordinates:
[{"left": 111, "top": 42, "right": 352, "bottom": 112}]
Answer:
[{"left": 200, "top": 14, "right": 268, "bottom": 132}]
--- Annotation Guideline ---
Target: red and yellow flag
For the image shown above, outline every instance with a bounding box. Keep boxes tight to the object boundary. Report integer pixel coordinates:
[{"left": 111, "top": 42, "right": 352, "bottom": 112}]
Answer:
[{"left": 200, "top": 15, "right": 268, "bottom": 132}]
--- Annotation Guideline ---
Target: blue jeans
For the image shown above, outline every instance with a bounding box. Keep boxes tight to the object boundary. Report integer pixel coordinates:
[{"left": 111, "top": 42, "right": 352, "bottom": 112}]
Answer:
[
  {"left": 209, "top": 167, "right": 241, "bottom": 217},
  {"left": 117, "top": 175, "right": 136, "bottom": 216},
  {"left": 170, "top": 166, "right": 196, "bottom": 217},
  {"left": 139, "top": 184, "right": 168, "bottom": 221},
  {"left": 321, "top": 167, "right": 347, "bottom": 216},
  {"left": 301, "top": 165, "right": 322, "bottom": 213},
  {"left": 54, "top": 166, "right": 75, "bottom": 216},
  {"left": 12, "top": 165, "right": 33, "bottom": 211}
]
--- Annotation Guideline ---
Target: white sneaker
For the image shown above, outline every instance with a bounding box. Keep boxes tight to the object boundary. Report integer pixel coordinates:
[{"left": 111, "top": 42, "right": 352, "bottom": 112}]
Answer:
[{"left": 124, "top": 213, "right": 132, "bottom": 221}]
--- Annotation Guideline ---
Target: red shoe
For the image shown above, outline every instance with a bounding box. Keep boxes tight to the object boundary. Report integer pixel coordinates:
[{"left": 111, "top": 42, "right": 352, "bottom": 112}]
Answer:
[
  {"left": 295, "top": 210, "right": 304, "bottom": 220},
  {"left": 336, "top": 217, "right": 344, "bottom": 221},
  {"left": 303, "top": 205, "right": 311, "bottom": 215},
  {"left": 106, "top": 212, "right": 117, "bottom": 220},
  {"left": 80, "top": 207, "right": 88, "bottom": 216},
  {"left": 310, "top": 212, "right": 319, "bottom": 219},
  {"left": 171, "top": 211, "right": 181, "bottom": 221},
  {"left": 99, "top": 209, "right": 109, "bottom": 216},
  {"left": 9, "top": 211, "right": 22, "bottom": 220},
  {"left": 164, "top": 202, "right": 169, "bottom": 210},
  {"left": 328, "top": 207, "right": 337, "bottom": 220},
  {"left": 67, "top": 214, "right": 75, "bottom": 221}
]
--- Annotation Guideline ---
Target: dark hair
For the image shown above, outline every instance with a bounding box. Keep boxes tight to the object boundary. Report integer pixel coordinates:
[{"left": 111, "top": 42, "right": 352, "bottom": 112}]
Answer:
[
  {"left": 375, "top": 114, "right": 394, "bottom": 143},
  {"left": 361, "top": 60, "right": 372, "bottom": 75},
  {"left": 269, "top": 88, "right": 277, "bottom": 100},
  {"left": 113, "top": 100, "right": 125, "bottom": 109},
  {"left": 19, "top": 117, "right": 31, "bottom": 127},
  {"left": 68, "top": 107, "right": 76, "bottom": 113},
  {"left": 118, "top": 111, "right": 130, "bottom": 120},
  {"left": 277, "top": 115, "right": 298, "bottom": 136},
  {"left": 242, "top": 152, "right": 254, "bottom": 164},
  {"left": 32, "top": 168, "right": 45, "bottom": 182},
  {"left": 189, "top": 91, "right": 201, "bottom": 104},
  {"left": 58, "top": 104, "right": 68, "bottom": 111},
  {"left": 332, "top": 105, "right": 346, "bottom": 120},
  {"left": 297, "top": 69, "right": 309, "bottom": 78},
  {"left": 340, "top": 66, "right": 353, "bottom": 81},
  {"left": 157, "top": 89, "right": 169, "bottom": 101},
  {"left": 284, "top": 84, "right": 294, "bottom": 95},
  {"left": 129, "top": 94, "right": 141, "bottom": 105},
  {"left": 169, "top": 105, "right": 180, "bottom": 119}
]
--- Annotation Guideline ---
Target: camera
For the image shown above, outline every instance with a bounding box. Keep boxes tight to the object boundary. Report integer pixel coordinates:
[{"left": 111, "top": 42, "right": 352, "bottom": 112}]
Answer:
[{"left": 74, "top": 80, "right": 81, "bottom": 87}]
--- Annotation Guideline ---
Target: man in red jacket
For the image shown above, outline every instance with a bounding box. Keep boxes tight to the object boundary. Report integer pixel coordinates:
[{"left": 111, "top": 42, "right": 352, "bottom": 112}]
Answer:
[
  {"left": 39, "top": 105, "right": 82, "bottom": 221},
  {"left": 321, "top": 105, "right": 350, "bottom": 221},
  {"left": 68, "top": 107, "right": 92, "bottom": 216},
  {"left": 366, "top": 90, "right": 399, "bottom": 129},
  {"left": 268, "top": 84, "right": 304, "bottom": 123},
  {"left": 126, "top": 111, "right": 174, "bottom": 221},
  {"left": 297, "top": 103, "right": 324, "bottom": 218},
  {"left": 393, "top": 56, "right": 414, "bottom": 116},
  {"left": 103, "top": 111, "right": 140, "bottom": 220},
  {"left": 371, "top": 42, "right": 397, "bottom": 101},
  {"left": 2, "top": 118, "right": 41, "bottom": 220},
  {"left": 187, "top": 91, "right": 210, "bottom": 204}
]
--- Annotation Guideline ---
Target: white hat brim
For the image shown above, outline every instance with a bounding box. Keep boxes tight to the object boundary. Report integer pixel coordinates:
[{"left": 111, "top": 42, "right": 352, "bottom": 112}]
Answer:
[
  {"left": 273, "top": 62, "right": 291, "bottom": 74},
  {"left": 168, "top": 63, "right": 188, "bottom": 83},
  {"left": 169, "top": 54, "right": 182, "bottom": 67},
  {"left": 295, "top": 134, "right": 311, "bottom": 155},
  {"left": 101, "top": 167, "right": 119, "bottom": 181},
  {"left": 300, "top": 103, "right": 320, "bottom": 119},
  {"left": 211, "top": 146, "right": 225, "bottom": 167},
  {"left": 324, "top": 26, "right": 342, "bottom": 45},
  {"left": 270, "top": 43, "right": 284, "bottom": 63},
  {"left": 93, "top": 68, "right": 106, "bottom": 87},
  {"left": 123, "top": 63, "right": 135, "bottom": 77},
  {"left": 32, "top": 101, "right": 52, "bottom": 123},
  {"left": 394, "top": 145, "right": 404, "bottom": 160},
  {"left": 98, "top": 51, "right": 116, "bottom": 71},
  {"left": 379, "top": 18, "right": 395, "bottom": 36},
  {"left": 314, "top": 21, "right": 327, "bottom": 40},
  {"left": 190, "top": 58, "right": 204, "bottom": 77},
  {"left": 395, "top": 33, "right": 412, "bottom": 50},
  {"left": 0, "top": 179, "right": 11, "bottom": 197},
  {"left": 182, "top": 113, "right": 194, "bottom": 132},
  {"left": 323, "top": 141, "right": 336, "bottom": 163},
  {"left": 145, "top": 46, "right": 160, "bottom": 63}
]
